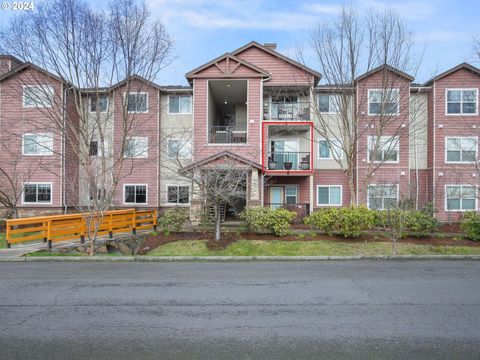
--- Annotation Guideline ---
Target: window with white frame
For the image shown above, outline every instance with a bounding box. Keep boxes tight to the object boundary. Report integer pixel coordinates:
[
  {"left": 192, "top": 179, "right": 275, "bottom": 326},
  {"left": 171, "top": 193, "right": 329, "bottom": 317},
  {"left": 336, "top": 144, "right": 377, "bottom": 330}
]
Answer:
[
  {"left": 167, "top": 139, "right": 192, "bottom": 159},
  {"left": 446, "top": 89, "right": 477, "bottom": 115},
  {"left": 368, "top": 136, "right": 399, "bottom": 163},
  {"left": 23, "top": 183, "right": 52, "bottom": 204},
  {"left": 124, "top": 137, "right": 148, "bottom": 158},
  {"left": 368, "top": 184, "right": 398, "bottom": 210},
  {"left": 446, "top": 137, "right": 477, "bottom": 163},
  {"left": 23, "top": 85, "right": 54, "bottom": 108},
  {"left": 318, "top": 139, "right": 343, "bottom": 159},
  {"left": 124, "top": 184, "right": 147, "bottom": 204},
  {"left": 318, "top": 94, "right": 340, "bottom": 113},
  {"left": 167, "top": 185, "right": 189, "bottom": 204},
  {"left": 126, "top": 92, "right": 148, "bottom": 113},
  {"left": 168, "top": 95, "right": 192, "bottom": 114},
  {"left": 89, "top": 139, "right": 110, "bottom": 157},
  {"left": 446, "top": 185, "right": 476, "bottom": 211},
  {"left": 368, "top": 89, "right": 399, "bottom": 115},
  {"left": 285, "top": 186, "right": 298, "bottom": 204},
  {"left": 23, "top": 133, "right": 53, "bottom": 156},
  {"left": 317, "top": 185, "right": 342, "bottom": 206},
  {"left": 90, "top": 95, "right": 108, "bottom": 112}
]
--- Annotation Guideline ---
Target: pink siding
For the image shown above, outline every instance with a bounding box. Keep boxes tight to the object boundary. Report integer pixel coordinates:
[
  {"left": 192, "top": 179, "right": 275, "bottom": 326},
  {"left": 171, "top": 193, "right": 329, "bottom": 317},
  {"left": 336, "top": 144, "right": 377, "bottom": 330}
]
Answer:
[
  {"left": 236, "top": 47, "right": 313, "bottom": 86},
  {"left": 264, "top": 176, "right": 310, "bottom": 204},
  {"left": 112, "top": 80, "right": 159, "bottom": 208},
  {"left": 191, "top": 58, "right": 265, "bottom": 78},
  {"left": 431, "top": 69, "right": 480, "bottom": 220},
  {"left": 312, "top": 170, "right": 351, "bottom": 208},
  {"left": 0, "top": 68, "right": 64, "bottom": 208}
]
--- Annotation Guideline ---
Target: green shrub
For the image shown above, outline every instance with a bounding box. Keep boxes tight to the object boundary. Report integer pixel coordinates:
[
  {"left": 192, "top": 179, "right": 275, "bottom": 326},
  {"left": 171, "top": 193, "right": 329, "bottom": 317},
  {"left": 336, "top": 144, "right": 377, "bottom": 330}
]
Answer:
[
  {"left": 374, "top": 206, "right": 437, "bottom": 238},
  {"left": 461, "top": 212, "right": 480, "bottom": 241},
  {"left": 304, "top": 208, "right": 338, "bottom": 236},
  {"left": 305, "top": 206, "right": 375, "bottom": 238},
  {"left": 158, "top": 208, "right": 189, "bottom": 235},
  {"left": 239, "top": 207, "right": 296, "bottom": 237}
]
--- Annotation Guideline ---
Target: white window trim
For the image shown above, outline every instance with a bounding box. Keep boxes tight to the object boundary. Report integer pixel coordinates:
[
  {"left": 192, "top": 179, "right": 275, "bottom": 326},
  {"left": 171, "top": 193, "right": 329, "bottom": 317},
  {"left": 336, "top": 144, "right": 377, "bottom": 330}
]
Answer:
[
  {"left": 22, "top": 133, "right": 53, "bottom": 156},
  {"left": 367, "top": 184, "right": 399, "bottom": 210},
  {"left": 316, "top": 185, "right": 343, "bottom": 207},
  {"left": 318, "top": 94, "right": 340, "bottom": 114},
  {"left": 124, "top": 136, "right": 148, "bottom": 158},
  {"left": 445, "top": 136, "right": 478, "bottom": 164},
  {"left": 167, "top": 138, "right": 192, "bottom": 159},
  {"left": 167, "top": 95, "right": 192, "bottom": 115},
  {"left": 124, "top": 92, "right": 148, "bottom": 114},
  {"left": 166, "top": 184, "right": 190, "bottom": 206},
  {"left": 284, "top": 185, "right": 298, "bottom": 204},
  {"left": 22, "top": 85, "right": 54, "bottom": 108},
  {"left": 445, "top": 88, "right": 478, "bottom": 116},
  {"left": 123, "top": 184, "right": 148, "bottom": 205},
  {"left": 367, "top": 136, "right": 400, "bottom": 164},
  {"left": 317, "top": 138, "right": 343, "bottom": 160},
  {"left": 444, "top": 184, "right": 477, "bottom": 212},
  {"left": 21, "top": 182, "right": 53, "bottom": 205},
  {"left": 88, "top": 95, "right": 109, "bottom": 113},
  {"left": 90, "top": 138, "right": 110, "bottom": 158},
  {"left": 367, "top": 88, "right": 400, "bottom": 116}
]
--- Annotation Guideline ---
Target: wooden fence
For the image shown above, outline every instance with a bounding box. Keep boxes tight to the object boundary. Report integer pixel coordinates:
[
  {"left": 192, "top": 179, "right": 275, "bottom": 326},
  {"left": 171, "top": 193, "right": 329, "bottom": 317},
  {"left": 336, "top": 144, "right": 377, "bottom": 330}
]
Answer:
[{"left": 5, "top": 209, "right": 157, "bottom": 248}]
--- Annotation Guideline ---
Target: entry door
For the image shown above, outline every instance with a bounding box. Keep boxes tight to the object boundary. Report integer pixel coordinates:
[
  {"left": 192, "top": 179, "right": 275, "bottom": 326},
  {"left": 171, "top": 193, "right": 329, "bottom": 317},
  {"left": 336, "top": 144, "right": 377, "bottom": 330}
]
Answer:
[{"left": 270, "top": 187, "right": 284, "bottom": 210}]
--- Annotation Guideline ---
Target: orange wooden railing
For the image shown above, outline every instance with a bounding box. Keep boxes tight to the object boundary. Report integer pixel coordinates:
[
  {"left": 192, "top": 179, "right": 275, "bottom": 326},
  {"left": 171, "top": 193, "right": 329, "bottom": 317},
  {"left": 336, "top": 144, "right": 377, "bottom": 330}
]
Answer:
[{"left": 5, "top": 209, "right": 157, "bottom": 248}]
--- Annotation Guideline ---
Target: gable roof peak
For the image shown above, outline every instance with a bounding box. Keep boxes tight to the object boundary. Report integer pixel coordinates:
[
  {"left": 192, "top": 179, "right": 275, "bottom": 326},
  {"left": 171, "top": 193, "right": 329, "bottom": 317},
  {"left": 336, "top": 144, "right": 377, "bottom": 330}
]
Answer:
[
  {"left": 355, "top": 64, "right": 414, "bottom": 82},
  {"left": 424, "top": 62, "right": 480, "bottom": 85}
]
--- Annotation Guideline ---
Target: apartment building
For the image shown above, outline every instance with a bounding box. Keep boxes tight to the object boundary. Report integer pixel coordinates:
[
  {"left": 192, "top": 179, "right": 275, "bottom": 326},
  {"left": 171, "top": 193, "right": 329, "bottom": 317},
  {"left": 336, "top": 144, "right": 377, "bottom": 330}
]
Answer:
[{"left": 0, "top": 43, "right": 479, "bottom": 222}]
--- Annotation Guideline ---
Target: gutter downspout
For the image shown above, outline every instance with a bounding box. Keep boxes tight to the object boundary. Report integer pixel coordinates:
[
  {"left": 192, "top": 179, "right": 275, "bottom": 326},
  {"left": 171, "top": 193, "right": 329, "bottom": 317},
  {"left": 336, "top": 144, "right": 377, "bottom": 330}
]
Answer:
[
  {"left": 62, "top": 85, "right": 67, "bottom": 214},
  {"left": 260, "top": 74, "right": 272, "bottom": 207}
]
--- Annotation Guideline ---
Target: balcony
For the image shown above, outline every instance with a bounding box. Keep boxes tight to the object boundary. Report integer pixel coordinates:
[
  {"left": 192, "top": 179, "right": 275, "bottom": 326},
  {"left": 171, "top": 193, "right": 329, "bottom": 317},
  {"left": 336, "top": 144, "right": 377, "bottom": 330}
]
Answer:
[
  {"left": 267, "top": 152, "right": 311, "bottom": 171},
  {"left": 264, "top": 102, "right": 310, "bottom": 121},
  {"left": 210, "top": 126, "right": 247, "bottom": 144}
]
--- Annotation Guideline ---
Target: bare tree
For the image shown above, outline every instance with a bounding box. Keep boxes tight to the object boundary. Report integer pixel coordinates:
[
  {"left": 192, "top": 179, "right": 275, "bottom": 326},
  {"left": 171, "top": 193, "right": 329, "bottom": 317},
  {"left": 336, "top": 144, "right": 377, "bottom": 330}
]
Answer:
[
  {"left": 308, "top": 6, "right": 425, "bottom": 206},
  {"left": 0, "top": 0, "right": 173, "bottom": 254}
]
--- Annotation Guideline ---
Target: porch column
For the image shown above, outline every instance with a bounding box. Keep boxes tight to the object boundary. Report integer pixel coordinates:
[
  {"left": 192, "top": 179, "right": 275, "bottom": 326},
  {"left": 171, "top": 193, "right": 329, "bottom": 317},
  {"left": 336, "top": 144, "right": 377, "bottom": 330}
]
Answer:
[
  {"left": 249, "top": 169, "right": 261, "bottom": 207},
  {"left": 190, "top": 173, "right": 202, "bottom": 224},
  {"left": 309, "top": 175, "right": 314, "bottom": 214}
]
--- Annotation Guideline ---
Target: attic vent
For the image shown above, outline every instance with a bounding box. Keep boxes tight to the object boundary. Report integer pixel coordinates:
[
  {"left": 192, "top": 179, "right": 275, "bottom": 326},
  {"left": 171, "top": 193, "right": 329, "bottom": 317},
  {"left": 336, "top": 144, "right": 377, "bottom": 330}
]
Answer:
[{"left": 264, "top": 43, "right": 277, "bottom": 50}]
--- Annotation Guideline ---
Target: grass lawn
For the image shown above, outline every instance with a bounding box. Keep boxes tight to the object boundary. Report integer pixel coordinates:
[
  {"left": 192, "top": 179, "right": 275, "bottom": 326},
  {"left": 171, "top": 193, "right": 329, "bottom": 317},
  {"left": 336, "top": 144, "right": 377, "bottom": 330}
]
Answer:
[{"left": 148, "top": 239, "right": 480, "bottom": 257}]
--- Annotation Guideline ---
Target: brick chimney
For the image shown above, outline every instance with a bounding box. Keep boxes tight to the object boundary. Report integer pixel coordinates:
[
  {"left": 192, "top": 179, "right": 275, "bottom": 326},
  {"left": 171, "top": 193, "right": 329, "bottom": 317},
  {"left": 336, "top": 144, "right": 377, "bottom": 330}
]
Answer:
[{"left": 263, "top": 43, "right": 277, "bottom": 51}]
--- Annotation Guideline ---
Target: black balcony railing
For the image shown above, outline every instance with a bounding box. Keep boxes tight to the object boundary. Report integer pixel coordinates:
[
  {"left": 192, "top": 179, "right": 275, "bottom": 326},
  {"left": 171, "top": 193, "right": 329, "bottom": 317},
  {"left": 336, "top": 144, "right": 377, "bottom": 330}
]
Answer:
[
  {"left": 264, "top": 102, "right": 310, "bottom": 121},
  {"left": 267, "top": 152, "right": 311, "bottom": 171},
  {"left": 210, "top": 126, "right": 247, "bottom": 144}
]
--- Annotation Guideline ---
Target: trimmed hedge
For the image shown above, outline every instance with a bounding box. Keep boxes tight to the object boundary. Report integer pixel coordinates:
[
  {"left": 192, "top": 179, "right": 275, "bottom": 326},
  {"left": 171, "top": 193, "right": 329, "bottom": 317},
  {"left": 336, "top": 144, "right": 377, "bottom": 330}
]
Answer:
[
  {"left": 158, "top": 208, "right": 189, "bottom": 235},
  {"left": 239, "top": 207, "right": 296, "bottom": 237},
  {"left": 461, "top": 212, "right": 480, "bottom": 241}
]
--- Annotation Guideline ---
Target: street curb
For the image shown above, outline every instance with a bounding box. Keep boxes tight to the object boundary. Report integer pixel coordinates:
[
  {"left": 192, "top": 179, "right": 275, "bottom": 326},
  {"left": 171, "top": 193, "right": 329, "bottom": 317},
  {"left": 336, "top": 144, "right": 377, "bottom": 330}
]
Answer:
[{"left": 1, "top": 255, "right": 480, "bottom": 262}]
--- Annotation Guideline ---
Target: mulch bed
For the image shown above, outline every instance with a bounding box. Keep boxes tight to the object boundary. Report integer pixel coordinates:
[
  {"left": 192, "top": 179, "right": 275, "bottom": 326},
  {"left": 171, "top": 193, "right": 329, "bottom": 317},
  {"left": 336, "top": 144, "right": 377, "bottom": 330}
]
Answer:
[{"left": 138, "top": 230, "right": 479, "bottom": 253}]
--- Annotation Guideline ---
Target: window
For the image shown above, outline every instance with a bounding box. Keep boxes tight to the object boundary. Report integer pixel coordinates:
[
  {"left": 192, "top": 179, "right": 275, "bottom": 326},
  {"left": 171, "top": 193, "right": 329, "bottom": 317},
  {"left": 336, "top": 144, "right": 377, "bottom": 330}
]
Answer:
[
  {"left": 317, "top": 185, "right": 342, "bottom": 206},
  {"left": 368, "top": 136, "right": 399, "bottom": 163},
  {"left": 167, "top": 139, "right": 192, "bottom": 159},
  {"left": 318, "top": 139, "right": 343, "bottom": 159},
  {"left": 446, "top": 89, "right": 477, "bottom": 115},
  {"left": 446, "top": 137, "right": 477, "bottom": 163},
  {"left": 23, "top": 85, "right": 54, "bottom": 107},
  {"left": 90, "top": 188, "right": 106, "bottom": 201},
  {"left": 23, "top": 183, "right": 52, "bottom": 204},
  {"left": 124, "top": 137, "right": 148, "bottom": 158},
  {"left": 285, "top": 186, "right": 298, "bottom": 204},
  {"left": 167, "top": 185, "right": 189, "bottom": 204},
  {"left": 446, "top": 185, "right": 476, "bottom": 211},
  {"left": 126, "top": 92, "right": 148, "bottom": 113},
  {"left": 368, "top": 185, "right": 398, "bottom": 210},
  {"left": 89, "top": 139, "right": 109, "bottom": 157},
  {"left": 318, "top": 94, "right": 340, "bottom": 113},
  {"left": 168, "top": 95, "right": 191, "bottom": 114},
  {"left": 124, "top": 185, "right": 147, "bottom": 204},
  {"left": 22, "top": 133, "right": 53, "bottom": 156},
  {"left": 368, "top": 89, "right": 399, "bottom": 115},
  {"left": 90, "top": 95, "right": 108, "bottom": 112}
]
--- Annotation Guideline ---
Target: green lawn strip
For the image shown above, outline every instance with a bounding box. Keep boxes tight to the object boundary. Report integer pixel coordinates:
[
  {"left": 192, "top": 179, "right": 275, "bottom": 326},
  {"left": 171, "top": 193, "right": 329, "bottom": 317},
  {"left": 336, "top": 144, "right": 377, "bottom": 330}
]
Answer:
[
  {"left": 0, "top": 233, "right": 6, "bottom": 249},
  {"left": 148, "top": 239, "right": 480, "bottom": 257}
]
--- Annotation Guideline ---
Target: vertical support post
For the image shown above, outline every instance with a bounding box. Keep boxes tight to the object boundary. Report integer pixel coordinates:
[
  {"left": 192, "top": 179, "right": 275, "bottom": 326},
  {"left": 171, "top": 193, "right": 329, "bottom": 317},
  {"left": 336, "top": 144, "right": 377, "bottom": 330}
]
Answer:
[
  {"left": 47, "top": 220, "right": 52, "bottom": 250},
  {"left": 5, "top": 220, "right": 10, "bottom": 248},
  {"left": 43, "top": 221, "right": 47, "bottom": 243},
  {"left": 109, "top": 213, "right": 113, "bottom": 238},
  {"left": 132, "top": 209, "right": 136, "bottom": 234},
  {"left": 153, "top": 210, "right": 158, "bottom": 231}
]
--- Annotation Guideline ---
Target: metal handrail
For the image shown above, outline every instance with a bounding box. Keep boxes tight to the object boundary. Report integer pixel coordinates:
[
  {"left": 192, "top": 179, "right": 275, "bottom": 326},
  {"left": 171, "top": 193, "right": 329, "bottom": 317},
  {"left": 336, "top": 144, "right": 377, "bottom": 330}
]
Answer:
[{"left": 264, "top": 101, "right": 311, "bottom": 121}]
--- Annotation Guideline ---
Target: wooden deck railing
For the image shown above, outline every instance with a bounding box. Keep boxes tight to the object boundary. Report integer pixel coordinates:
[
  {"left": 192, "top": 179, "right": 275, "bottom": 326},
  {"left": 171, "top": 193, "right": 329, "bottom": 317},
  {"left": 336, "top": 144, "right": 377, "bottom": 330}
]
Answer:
[{"left": 5, "top": 209, "right": 157, "bottom": 248}]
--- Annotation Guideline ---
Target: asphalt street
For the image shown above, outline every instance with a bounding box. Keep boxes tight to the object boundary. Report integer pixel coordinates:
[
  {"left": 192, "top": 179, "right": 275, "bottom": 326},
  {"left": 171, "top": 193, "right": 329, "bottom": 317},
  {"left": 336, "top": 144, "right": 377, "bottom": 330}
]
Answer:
[{"left": 0, "top": 260, "right": 479, "bottom": 359}]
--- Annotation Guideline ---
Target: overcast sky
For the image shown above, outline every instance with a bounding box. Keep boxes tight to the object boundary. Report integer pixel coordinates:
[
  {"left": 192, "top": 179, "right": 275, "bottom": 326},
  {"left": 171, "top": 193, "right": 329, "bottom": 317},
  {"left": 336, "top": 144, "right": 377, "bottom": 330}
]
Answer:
[{"left": 2, "top": 0, "right": 479, "bottom": 85}]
